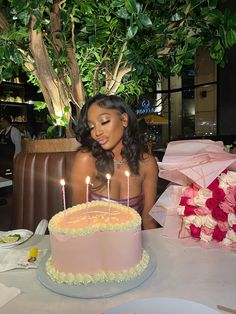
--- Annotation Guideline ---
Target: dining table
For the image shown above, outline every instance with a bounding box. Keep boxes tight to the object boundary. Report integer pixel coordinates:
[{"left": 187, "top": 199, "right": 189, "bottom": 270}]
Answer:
[{"left": 0, "top": 228, "right": 236, "bottom": 314}]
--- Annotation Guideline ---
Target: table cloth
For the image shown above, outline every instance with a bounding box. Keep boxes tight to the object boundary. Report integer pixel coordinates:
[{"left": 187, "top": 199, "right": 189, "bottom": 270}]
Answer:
[{"left": 0, "top": 229, "right": 235, "bottom": 314}]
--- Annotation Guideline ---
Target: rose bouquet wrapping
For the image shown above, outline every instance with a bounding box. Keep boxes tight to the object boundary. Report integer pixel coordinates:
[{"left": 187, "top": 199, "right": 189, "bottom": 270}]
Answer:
[
  {"left": 150, "top": 139, "right": 236, "bottom": 248},
  {"left": 177, "top": 170, "right": 236, "bottom": 246}
]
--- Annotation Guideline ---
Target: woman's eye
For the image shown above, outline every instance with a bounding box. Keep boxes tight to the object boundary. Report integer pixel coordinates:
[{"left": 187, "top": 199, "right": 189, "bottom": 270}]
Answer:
[
  {"left": 88, "top": 126, "right": 94, "bottom": 131},
  {"left": 101, "top": 120, "right": 110, "bottom": 125}
]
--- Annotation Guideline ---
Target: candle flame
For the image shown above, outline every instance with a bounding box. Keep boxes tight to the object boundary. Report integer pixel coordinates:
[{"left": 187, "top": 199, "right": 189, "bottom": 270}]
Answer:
[
  {"left": 106, "top": 173, "right": 111, "bottom": 180},
  {"left": 125, "top": 171, "right": 130, "bottom": 177},
  {"left": 85, "top": 176, "right": 90, "bottom": 184},
  {"left": 60, "top": 179, "right": 65, "bottom": 186}
]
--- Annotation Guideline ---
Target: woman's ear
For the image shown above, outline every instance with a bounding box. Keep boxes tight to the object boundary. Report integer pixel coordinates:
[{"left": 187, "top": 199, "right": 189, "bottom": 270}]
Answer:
[{"left": 121, "top": 113, "right": 128, "bottom": 127}]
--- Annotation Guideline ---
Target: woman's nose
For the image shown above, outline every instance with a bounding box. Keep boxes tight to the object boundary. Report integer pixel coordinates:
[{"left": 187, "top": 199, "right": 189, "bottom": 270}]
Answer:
[{"left": 94, "top": 125, "right": 103, "bottom": 137}]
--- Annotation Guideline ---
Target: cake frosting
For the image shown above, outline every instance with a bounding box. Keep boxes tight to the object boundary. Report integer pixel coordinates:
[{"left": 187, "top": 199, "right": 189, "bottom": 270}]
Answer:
[{"left": 46, "top": 200, "right": 149, "bottom": 285}]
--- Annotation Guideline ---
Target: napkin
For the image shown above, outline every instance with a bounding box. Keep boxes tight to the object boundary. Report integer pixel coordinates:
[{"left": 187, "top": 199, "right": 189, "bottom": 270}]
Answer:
[
  {"left": 0, "top": 283, "right": 20, "bottom": 308},
  {"left": 0, "top": 248, "right": 48, "bottom": 272}
]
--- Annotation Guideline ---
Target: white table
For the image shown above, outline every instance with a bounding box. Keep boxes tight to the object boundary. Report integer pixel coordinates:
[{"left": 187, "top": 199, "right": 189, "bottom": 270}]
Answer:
[
  {"left": 0, "top": 177, "right": 12, "bottom": 188},
  {"left": 0, "top": 229, "right": 236, "bottom": 314}
]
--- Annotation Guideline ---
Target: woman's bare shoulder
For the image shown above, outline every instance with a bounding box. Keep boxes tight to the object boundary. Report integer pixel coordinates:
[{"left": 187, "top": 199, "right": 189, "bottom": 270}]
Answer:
[
  {"left": 142, "top": 152, "right": 158, "bottom": 165},
  {"left": 140, "top": 152, "right": 158, "bottom": 173}
]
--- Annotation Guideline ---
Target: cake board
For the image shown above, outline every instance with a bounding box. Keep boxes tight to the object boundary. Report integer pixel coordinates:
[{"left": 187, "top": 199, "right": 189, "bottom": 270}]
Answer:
[{"left": 37, "top": 246, "right": 157, "bottom": 299}]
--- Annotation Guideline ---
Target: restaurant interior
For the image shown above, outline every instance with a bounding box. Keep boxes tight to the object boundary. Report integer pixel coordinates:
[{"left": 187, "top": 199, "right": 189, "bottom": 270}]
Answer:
[{"left": 0, "top": 1, "right": 236, "bottom": 313}]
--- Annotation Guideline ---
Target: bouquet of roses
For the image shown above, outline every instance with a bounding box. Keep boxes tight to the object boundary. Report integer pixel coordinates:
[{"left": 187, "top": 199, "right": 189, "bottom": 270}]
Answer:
[
  {"left": 177, "top": 169, "right": 236, "bottom": 246},
  {"left": 150, "top": 139, "right": 236, "bottom": 248}
]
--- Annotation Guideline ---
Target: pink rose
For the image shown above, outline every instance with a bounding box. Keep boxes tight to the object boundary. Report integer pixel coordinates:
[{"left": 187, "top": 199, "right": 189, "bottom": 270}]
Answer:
[
  {"left": 206, "top": 198, "right": 219, "bottom": 210},
  {"left": 212, "top": 207, "right": 228, "bottom": 222},
  {"left": 184, "top": 205, "right": 196, "bottom": 216},
  {"left": 225, "top": 188, "right": 236, "bottom": 206},
  {"left": 219, "top": 202, "right": 235, "bottom": 214},
  {"left": 194, "top": 206, "right": 211, "bottom": 216},
  {"left": 208, "top": 178, "right": 219, "bottom": 191},
  {"left": 180, "top": 196, "right": 189, "bottom": 206},
  {"left": 190, "top": 224, "right": 201, "bottom": 238},
  {"left": 233, "top": 224, "right": 236, "bottom": 232},
  {"left": 212, "top": 225, "right": 227, "bottom": 242},
  {"left": 187, "top": 198, "right": 196, "bottom": 206},
  {"left": 212, "top": 188, "right": 225, "bottom": 201},
  {"left": 201, "top": 226, "right": 214, "bottom": 235},
  {"left": 217, "top": 221, "right": 229, "bottom": 232},
  {"left": 184, "top": 186, "right": 198, "bottom": 198},
  {"left": 234, "top": 206, "right": 236, "bottom": 214}
]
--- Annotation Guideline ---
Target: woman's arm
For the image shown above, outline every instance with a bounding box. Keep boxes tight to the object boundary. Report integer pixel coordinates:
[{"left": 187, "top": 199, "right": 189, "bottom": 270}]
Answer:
[
  {"left": 141, "top": 154, "right": 158, "bottom": 229},
  {"left": 70, "top": 151, "right": 95, "bottom": 205}
]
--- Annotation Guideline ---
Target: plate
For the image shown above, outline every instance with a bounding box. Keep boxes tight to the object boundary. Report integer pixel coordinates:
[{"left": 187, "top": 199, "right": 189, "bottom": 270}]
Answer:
[
  {"left": 0, "top": 229, "right": 33, "bottom": 248},
  {"left": 37, "top": 246, "right": 157, "bottom": 299},
  {"left": 104, "top": 297, "right": 221, "bottom": 314}
]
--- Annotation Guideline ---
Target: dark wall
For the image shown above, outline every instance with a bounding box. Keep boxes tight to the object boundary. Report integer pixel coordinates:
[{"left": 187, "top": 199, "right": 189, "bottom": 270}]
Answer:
[
  {"left": 218, "top": 46, "right": 236, "bottom": 135},
  {"left": 218, "top": 0, "right": 236, "bottom": 136}
]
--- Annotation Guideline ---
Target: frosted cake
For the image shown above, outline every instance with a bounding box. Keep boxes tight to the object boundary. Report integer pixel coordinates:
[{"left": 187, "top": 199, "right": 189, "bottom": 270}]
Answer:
[{"left": 46, "top": 200, "right": 149, "bottom": 285}]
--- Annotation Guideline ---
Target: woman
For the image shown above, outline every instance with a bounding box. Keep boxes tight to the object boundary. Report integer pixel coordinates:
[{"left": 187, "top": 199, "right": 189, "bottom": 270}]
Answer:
[{"left": 71, "top": 94, "right": 158, "bottom": 229}]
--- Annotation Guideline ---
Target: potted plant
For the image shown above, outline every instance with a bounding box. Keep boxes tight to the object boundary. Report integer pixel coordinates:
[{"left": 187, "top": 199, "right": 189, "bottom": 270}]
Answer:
[{"left": 0, "top": 0, "right": 235, "bottom": 138}]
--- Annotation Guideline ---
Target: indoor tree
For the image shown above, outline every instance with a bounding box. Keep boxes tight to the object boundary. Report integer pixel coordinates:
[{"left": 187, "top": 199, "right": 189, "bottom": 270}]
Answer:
[{"left": 0, "top": 0, "right": 236, "bottom": 135}]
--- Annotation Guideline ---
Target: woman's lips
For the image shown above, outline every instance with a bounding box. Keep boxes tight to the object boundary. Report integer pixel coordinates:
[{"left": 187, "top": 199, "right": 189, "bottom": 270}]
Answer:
[{"left": 97, "top": 138, "right": 107, "bottom": 145}]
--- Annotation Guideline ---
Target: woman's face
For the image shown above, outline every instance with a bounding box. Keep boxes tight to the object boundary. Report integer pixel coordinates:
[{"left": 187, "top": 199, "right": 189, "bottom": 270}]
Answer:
[{"left": 87, "top": 103, "right": 128, "bottom": 152}]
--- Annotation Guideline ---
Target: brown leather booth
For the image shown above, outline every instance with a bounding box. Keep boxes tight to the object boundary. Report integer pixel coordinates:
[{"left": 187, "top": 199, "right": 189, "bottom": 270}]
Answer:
[{"left": 12, "top": 151, "right": 77, "bottom": 232}]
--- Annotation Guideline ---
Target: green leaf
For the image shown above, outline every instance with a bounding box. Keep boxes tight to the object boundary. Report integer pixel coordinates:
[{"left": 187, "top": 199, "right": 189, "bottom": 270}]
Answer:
[
  {"left": 226, "top": 29, "right": 236, "bottom": 47},
  {"left": 64, "top": 106, "right": 70, "bottom": 113},
  {"left": 125, "top": 0, "right": 138, "bottom": 14},
  {"left": 138, "top": 14, "right": 152, "bottom": 27},
  {"left": 171, "top": 63, "right": 183, "bottom": 75},
  {"left": 116, "top": 8, "right": 130, "bottom": 19},
  {"left": 127, "top": 25, "right": 138, "bottom": 39},
  {"left": 117, "top": 84, "right": 125, "bottom": 93}
]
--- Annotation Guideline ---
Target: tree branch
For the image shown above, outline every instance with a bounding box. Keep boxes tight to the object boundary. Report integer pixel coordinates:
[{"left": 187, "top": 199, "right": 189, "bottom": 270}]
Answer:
[
  {"left": 108, "top": 41, "right": 128, "bottom": 90},
  {"left": 108, "top": 65, "right": 132, "bottom": 95},
  {"left": 0, "top": 11, "right": 9, "bottom": 32},
  {"left": 29, "top": 14, "right": 70, "bottom": 119}
]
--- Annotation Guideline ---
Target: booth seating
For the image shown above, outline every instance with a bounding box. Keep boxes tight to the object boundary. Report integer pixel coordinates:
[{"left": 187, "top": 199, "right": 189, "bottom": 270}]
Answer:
[{"left": 12, "top": 151, "right": 77, "bottom": 232}]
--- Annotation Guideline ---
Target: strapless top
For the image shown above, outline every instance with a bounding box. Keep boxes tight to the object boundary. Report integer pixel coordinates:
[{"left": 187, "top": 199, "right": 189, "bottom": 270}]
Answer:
[{"left": 89, "top": 192, "right": 144, "bottom": 214}]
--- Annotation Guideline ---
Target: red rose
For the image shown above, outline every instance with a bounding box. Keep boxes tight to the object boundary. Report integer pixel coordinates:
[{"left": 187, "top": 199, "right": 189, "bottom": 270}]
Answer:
[
  {"left": 212, "top": 225, "right": 227, "bottom": 242},
  {"left": 212, "top": 207, "right": 228, "bottom": 222},
  {"left": 206, "top": 198, "right": 219, "bottom": 210},
  {"left": 180, "top": 196, "right": 189, "bottom": 206},
  {"left": 212, "top": 188, "right": 225, "bottom": 201},
  {"left": 190, "top": 224, "right": 201, "bottom": 238},
  {"left": 233, "top": 224, "right": 236, "bottom": 232},
  {"left": 184, "top": 205, "right": 196, "bottom": 216},
  {"left": 208, "top": 178, "right": 219, "bottom": 191}
]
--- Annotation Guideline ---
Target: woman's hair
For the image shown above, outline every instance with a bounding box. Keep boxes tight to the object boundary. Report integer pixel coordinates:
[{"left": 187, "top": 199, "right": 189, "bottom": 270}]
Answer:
[{"left": 76, "top": 94, "right": 146, "bottom": 186}]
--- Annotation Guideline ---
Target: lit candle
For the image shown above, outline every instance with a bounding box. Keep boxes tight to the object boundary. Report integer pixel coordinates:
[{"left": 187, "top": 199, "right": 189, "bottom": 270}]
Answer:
[
  {"left": 60, "top": 179, "right": 66, "bottom": 214},
  {"left": 85, "top": 176, "right": 90, "bottom": 203},
  {"left": 125, "top": 171, "right": 130, "bottom": 207},
  {"left": 106, "top": 173, "right": 111, "bottom": 201}
]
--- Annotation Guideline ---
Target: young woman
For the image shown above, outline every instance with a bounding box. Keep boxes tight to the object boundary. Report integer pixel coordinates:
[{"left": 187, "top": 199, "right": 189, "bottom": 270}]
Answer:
[{"left": 71, "top": 94, "right": 158, "bottom": 229}]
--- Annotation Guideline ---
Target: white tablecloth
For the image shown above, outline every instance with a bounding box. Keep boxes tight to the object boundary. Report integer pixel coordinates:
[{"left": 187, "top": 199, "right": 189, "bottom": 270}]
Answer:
[{"left": 0, "top": 229, "right": 235, "bottom": 314}]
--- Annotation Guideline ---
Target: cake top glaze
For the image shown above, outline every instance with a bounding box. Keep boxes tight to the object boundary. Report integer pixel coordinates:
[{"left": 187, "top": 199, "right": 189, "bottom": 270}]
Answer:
[{"left": 48, "top": 200, "right": 141, "bottom": 236}]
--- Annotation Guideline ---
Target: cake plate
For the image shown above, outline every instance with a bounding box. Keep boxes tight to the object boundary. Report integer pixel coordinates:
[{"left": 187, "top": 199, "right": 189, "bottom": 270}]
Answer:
[{"left": 37, "top": 246, "right": 157, "bottom": 299}]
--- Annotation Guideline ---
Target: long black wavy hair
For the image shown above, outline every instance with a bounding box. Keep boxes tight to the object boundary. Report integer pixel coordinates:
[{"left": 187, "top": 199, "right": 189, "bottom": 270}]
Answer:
[{"left": 76, "top": 94, "right": 146, "bottom": 186}]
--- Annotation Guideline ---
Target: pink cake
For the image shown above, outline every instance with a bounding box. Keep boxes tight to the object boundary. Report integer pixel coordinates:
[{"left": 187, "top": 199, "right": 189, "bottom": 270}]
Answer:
[{"left": 46, "top": 200, "right": 149, "bottom": 285}]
